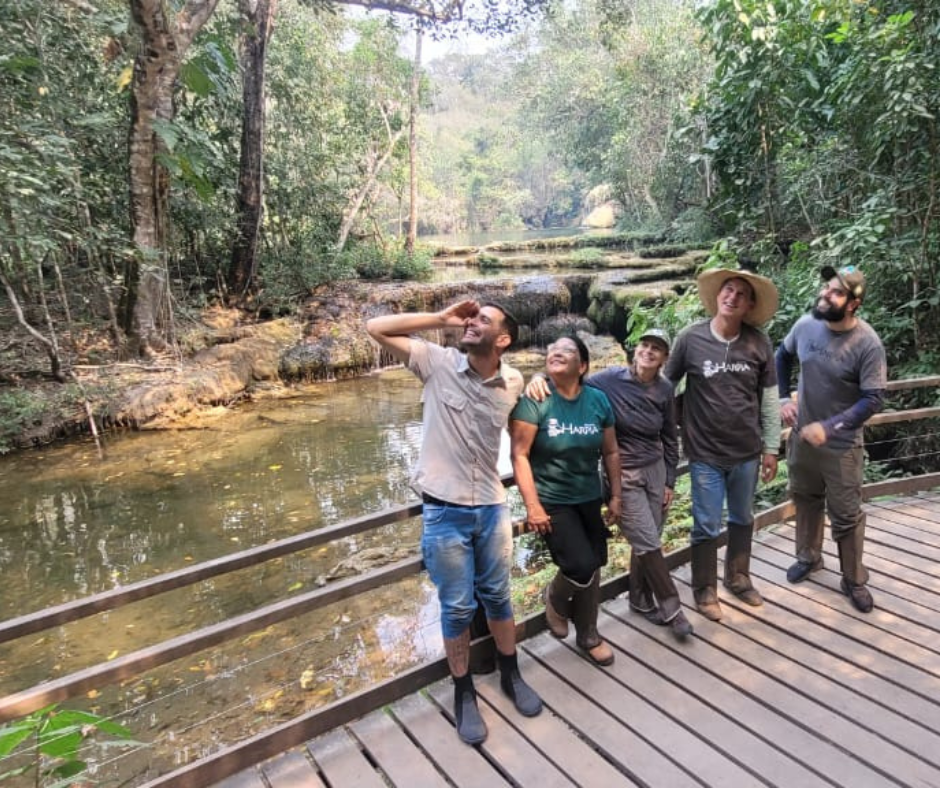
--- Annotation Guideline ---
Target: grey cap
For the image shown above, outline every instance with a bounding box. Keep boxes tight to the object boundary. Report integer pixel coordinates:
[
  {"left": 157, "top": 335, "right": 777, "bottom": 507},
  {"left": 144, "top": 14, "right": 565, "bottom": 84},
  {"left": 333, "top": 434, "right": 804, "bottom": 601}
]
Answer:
[{"left": 637, "top": 328, "right": 671, "bottom": 352}]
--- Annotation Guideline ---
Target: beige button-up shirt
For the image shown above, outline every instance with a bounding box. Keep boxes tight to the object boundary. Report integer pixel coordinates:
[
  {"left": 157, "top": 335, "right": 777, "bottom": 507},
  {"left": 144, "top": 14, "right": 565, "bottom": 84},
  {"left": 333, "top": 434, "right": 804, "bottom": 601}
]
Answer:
[{"left": 408, "top": 338, "right": 523, "bottom": 506}]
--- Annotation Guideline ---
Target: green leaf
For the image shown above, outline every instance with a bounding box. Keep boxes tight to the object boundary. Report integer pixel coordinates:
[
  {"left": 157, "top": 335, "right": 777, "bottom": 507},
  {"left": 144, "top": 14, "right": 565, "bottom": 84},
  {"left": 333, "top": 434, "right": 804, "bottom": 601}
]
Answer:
[
  {"left": 39, "top": 729, "right": 83, "bottom": 758},
  {"left": 51, "top": 759, "right": 87, "bottom": 778},
  {"left": 182, "top": 61, "right": 214, "bottom": 98},
  {"left": 152, "top": 119, "right": 180, "bottom": 151},
  {"left": 0, "top": 723, "right": 34, "bottom": 757}
]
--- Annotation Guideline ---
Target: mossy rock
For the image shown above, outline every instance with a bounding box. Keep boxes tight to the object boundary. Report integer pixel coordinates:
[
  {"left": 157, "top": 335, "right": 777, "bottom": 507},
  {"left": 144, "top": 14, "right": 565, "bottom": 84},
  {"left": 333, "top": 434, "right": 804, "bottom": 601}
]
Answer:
[{"left": 532, "top": 315, "right": 597, "bottom": 346}]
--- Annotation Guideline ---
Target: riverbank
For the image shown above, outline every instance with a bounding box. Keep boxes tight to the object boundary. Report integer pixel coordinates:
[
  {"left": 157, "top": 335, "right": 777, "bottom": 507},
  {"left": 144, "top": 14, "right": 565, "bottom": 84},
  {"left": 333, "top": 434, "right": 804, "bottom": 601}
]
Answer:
[{"left": 0, "top": 249, "right": 703, "bottom": 453}]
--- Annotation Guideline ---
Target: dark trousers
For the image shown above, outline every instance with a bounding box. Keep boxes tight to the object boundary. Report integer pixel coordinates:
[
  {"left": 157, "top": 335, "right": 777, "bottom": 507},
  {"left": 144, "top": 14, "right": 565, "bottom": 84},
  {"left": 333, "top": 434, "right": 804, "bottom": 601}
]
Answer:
[{"left": 542, "top": 500, "right": 609, "bottom": 585}]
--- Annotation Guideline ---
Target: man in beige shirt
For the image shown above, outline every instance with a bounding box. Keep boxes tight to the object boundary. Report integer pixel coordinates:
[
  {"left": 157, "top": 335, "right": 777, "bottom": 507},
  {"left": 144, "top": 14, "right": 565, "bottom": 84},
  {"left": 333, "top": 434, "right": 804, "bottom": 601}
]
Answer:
[{"left": 367, "top": 299, "right": 542, "bottom": 746}]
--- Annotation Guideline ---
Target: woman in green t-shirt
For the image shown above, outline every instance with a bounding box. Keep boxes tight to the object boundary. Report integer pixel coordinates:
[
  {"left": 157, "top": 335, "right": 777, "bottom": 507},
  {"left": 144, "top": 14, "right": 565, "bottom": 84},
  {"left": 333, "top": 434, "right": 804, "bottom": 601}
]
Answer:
[{"left": 510, "top": 335, "right": 622, "bottom": 666}]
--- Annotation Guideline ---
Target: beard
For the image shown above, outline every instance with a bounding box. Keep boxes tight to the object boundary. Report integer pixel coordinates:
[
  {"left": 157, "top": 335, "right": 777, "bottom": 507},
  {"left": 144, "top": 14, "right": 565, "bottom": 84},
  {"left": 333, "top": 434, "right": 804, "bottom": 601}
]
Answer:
[{"left": 812, "top": 297, "right": 848, "bottom": 322}]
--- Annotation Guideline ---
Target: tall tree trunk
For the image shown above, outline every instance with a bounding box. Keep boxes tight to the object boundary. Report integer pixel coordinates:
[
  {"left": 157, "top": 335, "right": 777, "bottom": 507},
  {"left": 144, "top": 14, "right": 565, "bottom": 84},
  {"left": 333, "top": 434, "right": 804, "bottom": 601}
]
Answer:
[
  {"left": 125, "top": 0, "right": 221, "bottom": 357},
  {"left": 228, "top": 0, "right": 277, "bottom": 303},
  {"left": 405, "top": 29, "right": 422, "bottom": 254}
]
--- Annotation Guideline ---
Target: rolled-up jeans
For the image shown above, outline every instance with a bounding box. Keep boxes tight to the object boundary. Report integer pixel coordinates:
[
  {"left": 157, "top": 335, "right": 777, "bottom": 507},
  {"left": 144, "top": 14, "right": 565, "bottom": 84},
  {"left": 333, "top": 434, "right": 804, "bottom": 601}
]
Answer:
[
  {"left": 689, "top": 459, "right": 759, "bottom": 544},
  {"left": 421, "top": 501, "right": 513, "bottom": 639}
]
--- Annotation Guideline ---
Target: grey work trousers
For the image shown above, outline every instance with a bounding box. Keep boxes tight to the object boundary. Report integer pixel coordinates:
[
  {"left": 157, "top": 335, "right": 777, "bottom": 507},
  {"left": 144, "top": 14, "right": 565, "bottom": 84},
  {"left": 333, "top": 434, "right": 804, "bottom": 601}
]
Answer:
[
  {"left": 618, "top": 460, "right": 667, "bottom": 555},
  {"left": 787, "top": 437, "right": 869, "bottom": 585}
]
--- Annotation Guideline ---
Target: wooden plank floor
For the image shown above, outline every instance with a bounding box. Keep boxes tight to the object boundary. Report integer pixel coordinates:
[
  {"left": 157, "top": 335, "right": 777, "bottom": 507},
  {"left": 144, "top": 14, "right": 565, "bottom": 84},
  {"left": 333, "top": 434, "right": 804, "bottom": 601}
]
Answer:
[{"left": 223, "top": 490, "right": 940, "bottom": 788}]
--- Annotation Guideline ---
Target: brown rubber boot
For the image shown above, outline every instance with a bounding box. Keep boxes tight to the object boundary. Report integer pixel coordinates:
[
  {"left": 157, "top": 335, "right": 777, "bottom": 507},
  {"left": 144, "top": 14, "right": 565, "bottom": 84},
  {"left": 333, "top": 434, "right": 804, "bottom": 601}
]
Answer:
[
  {"left": 691, "top": 540, "right": 723, "bottom": 621},
  {"left": 571, "top": 572, "right": 614, "bottom": 666},
  {"left": 544, "top": 571, "right": 577, "bottom": 639},
  {"left": 723, "top": 524, "right": 763, "bottom": 607}
]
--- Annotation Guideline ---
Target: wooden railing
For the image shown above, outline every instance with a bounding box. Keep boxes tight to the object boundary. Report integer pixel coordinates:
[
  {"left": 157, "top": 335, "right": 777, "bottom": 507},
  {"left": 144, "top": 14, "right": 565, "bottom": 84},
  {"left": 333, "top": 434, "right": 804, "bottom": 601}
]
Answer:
[{"left": 1, "top": 376, "right": 938, "bottom": 788}]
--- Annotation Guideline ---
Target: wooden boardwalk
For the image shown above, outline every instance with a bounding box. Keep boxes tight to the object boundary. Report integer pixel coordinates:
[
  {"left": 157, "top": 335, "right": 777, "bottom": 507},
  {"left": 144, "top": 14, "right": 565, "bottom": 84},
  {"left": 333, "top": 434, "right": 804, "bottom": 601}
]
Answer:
[{"left": 217, "top": 490, "right": 940, "bottom": 788}]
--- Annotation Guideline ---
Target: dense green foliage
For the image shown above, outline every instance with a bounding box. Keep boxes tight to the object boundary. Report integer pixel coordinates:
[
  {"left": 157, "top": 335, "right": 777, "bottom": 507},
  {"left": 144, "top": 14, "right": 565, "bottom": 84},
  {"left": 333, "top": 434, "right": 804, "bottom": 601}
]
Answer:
[
  {"left": 1, "top": 0, "right": 938, "bottom": 383},
  {"left": 0, "top": 0, "right": 131, "bottom": 335},
  {"left": 694, "top": 0, "right": 940, "bottom": 372}
]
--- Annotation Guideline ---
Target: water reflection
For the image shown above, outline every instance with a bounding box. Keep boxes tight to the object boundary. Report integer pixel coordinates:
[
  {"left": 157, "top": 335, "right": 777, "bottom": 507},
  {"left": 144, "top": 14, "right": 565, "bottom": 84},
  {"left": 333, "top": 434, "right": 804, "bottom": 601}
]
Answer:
[
  {"left": 0, "top": 371, "right": 429, "bottom": 616},
  {"left": 0, "top": 368, "right": 516, "bottom": 784}
]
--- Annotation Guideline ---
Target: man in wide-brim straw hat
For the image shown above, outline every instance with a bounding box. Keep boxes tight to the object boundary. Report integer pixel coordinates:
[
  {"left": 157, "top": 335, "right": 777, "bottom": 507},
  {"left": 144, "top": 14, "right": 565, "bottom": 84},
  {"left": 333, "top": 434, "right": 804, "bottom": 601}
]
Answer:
[{"left": 664, "top": 267, "right": 782, "bottom": 622}]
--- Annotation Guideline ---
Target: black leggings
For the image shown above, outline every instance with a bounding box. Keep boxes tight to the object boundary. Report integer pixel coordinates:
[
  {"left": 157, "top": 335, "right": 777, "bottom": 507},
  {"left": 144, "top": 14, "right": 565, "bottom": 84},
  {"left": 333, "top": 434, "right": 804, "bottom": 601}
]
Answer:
[{"left": 542, "top": 499, "right": 609, "bottom": 585}]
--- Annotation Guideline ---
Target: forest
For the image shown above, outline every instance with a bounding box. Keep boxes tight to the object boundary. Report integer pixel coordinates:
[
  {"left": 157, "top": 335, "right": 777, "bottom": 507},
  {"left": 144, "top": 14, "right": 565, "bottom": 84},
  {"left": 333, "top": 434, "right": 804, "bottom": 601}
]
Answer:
[{"left": 1, "top": 0, "right": 939, "bottom": 436}]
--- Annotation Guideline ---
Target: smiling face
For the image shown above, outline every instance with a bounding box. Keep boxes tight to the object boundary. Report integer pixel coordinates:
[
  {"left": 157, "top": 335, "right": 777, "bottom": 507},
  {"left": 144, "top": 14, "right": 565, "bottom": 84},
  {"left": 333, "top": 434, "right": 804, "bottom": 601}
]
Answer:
[
  {"left": 545, "top": 337, "right": 588, "bottom": 383},
  {"left": 459, "top": 305, "right": 511, "bottom": 354},
  {"left": 716, "top": 277, "right": 757, "bottom": 322},
  {"left": 812, "top": 277, "right": 857, "bottom": 323},
  {"left": 633, "top": 338, "right": 668, "bottom": 379}
]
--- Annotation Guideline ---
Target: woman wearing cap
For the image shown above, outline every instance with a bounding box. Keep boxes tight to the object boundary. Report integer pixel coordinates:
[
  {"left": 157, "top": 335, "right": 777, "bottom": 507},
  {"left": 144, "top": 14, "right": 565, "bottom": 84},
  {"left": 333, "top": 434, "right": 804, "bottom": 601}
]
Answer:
[
  {"left": 525, "top": 329, "right": 693, "bottom": 641},
  {"left": 510, "top": 335, "right": 622, "bottom": 665}
]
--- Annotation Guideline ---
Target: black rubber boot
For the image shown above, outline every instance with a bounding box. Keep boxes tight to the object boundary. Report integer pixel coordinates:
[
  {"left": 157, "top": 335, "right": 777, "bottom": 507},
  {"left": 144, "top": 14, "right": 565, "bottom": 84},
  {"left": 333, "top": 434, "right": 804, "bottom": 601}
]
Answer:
[
  {"left": 641, "top": 549, "right": 693, "bottom": 640},
  {"left": 629, "top": 551, "right": 658, "bottom": 620},
  {"left": 837, "top": 520, "right": 873, "bottom": 613}
]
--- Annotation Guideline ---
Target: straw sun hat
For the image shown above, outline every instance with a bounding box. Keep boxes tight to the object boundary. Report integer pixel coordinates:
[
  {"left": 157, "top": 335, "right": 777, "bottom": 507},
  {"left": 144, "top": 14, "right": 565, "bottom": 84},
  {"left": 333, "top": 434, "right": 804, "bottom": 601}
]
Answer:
[{"left": 696, "top": 268, "right": 779, "bottom": 327}]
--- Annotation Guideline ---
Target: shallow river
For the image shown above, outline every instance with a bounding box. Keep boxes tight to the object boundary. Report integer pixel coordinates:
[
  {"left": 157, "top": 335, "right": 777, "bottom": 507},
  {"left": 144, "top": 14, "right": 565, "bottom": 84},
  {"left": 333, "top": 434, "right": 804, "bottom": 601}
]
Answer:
[{"left": 0, "top": 366, "right": 533, "bottom": 783}]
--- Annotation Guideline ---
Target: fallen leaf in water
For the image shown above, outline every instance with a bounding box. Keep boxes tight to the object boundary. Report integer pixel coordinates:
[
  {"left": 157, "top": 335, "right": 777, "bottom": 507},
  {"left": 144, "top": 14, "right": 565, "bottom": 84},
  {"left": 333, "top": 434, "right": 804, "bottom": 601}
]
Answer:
[
  {"left": 107, "top": 650, "right": 119, "bottom": 660},
  {"left": 243, "top": 627, "right": 273, "bottom": 645},
  {"left": 268, "top": 464, "right": 282, "bottom": 471},
  {"left": 288, "top": 582, "right": 303, "bottom": 592}
]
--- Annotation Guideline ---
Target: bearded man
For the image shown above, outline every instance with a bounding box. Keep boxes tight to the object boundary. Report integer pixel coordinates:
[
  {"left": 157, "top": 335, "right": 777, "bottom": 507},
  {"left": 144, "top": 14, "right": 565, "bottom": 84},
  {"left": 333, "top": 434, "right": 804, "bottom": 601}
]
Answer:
[
  {"left": 366, "top": 299, "right": 542, "bottom": 746},
  {"left": 776, "top": 266, "right": 887, "bottom": 613}
]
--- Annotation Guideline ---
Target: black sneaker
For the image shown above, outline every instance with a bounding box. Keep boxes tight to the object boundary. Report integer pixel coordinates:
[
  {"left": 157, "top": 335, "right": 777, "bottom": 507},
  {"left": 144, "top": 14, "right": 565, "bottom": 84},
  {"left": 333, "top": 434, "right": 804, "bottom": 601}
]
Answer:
[
  {"left": 455, "top": 689, "right": 488, "bottom": 745},
  {"left": 787, "top": 560, "right": 823, "bottom": 584},
  {"left": 500, "top": 669, "right": 543, "bottom": 717},
  {"left": 840, "top": 578, "right": 874, "bottom": 613}
]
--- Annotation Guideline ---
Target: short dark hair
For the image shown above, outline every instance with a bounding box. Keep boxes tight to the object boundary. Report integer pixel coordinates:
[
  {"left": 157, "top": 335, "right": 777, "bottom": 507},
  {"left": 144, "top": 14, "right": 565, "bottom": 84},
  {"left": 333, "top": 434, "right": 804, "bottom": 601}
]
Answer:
[{"left": 483, "top": 301, "right": 519, "bottom": 348}]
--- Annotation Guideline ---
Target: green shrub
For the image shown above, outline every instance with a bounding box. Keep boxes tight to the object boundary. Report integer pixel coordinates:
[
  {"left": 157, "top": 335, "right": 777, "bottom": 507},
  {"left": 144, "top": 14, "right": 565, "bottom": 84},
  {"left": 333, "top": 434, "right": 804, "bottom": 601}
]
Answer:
[
  {"left": 478, "top": 253, "right": 503, "bottom": 271},
  {"left": 570, "top": 247, "right": 606, "bottom": 267},
  {"left": 390, "top": 247, "right": 433, "bottom": 281},
  {"left": 0, "top": 704, "right": 137, "bottom": 785},
  {"left": 0, "top": 391, "right": 47, "bottom": 455}
]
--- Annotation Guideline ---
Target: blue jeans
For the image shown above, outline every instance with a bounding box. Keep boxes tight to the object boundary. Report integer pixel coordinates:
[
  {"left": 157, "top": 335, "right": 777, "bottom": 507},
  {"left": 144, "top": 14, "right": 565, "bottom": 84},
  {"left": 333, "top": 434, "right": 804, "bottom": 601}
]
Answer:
[
  {"left": 689, "top": 459, "right": 759, "bottom": 544},
  {"left": 421, "top": 502, "right": 513, "bottom": 639}
]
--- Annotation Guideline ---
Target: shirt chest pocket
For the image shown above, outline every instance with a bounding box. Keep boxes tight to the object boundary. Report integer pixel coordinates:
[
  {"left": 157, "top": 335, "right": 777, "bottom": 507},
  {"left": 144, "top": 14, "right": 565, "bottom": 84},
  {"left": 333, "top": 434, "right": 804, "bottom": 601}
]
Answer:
[
  {"left": 442, "top": 387, "right": 509, "bottom": 429},
  {"left": 441, "top": 388, "right": 468, "bottom": 414}
]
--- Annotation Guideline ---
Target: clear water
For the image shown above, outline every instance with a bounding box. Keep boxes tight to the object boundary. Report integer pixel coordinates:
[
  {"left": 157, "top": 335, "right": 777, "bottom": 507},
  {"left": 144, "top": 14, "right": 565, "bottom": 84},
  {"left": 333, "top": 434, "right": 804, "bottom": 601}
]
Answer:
[{"left": 0, "top": 368, "right": 525, "bottom": 784}]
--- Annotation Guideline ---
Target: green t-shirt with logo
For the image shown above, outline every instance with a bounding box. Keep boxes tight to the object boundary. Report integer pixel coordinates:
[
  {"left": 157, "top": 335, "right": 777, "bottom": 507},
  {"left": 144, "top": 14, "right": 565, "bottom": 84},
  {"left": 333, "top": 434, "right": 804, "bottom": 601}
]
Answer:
[{"left": 511, "top": 386, "right": 614, "bottom": 504}]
